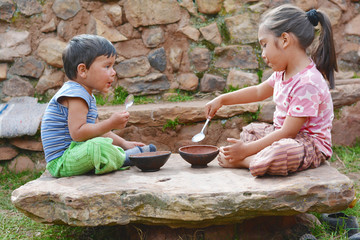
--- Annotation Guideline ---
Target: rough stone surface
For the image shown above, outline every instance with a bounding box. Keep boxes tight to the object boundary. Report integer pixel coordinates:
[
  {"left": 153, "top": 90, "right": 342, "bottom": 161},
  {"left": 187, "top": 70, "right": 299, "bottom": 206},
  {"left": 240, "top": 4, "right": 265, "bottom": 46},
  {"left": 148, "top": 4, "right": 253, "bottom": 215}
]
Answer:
[
  {"left": 199, "top": 22, "right": 222, "bottom": 45},
  {"left": 11, "top": 155, "right": 355, "bottom": 227},
  {"left": 35, "top": 68, "right": 64, "bottom": 94},
  {"left": 119, "top": 73, "right": 170, "bottom": 96},
  {"left": 8, "top": 155, "right": 35, "bottom": 173},
  {"left": 3, "top": 76, "right": 35, "bottom": 97},
  {"left": 178, "top": 26, "right": 200, "bottom": 42},
  {"left": 114, "top": 56, "right": 151, "bottom": 78},
  {"left": 8, "top": 56, "right": 45, "bottom": 79},
  {"left": 124, "top": 0, "right": 181, "bottom": 27},
  {"left": 0, "top": 30, "right": 31, "bottom": 61},
  {"left": 9, "top": 138, "right": 43, "bottom": 151},
  {"left": 0, "top": 0, "right": 15, "bottom": 22},
  {"left": 200, "top": 74, "right": 226, "bottom": 92},
  {"left": 147, "top": 47, "right": 167, "bottom": 72},
  {"left": 141, "top": 27, "right": 164, "bottom": 48},
  {"left": 225, "top": 13, "right": 260, "bottom": 44},
  {"left": 0, "top": 146, "right": 18, "bottom": 161},
  {"left": 52, "top": 0, "right": 81, "bottom": 20},
  {"left": 0, "top": 63, "right": 7, "bottom": 80},
  {"left": 15, "top": 0, "right": 42, "bottom": 16},
  {"left": 177, "top": 73, "right": 199, "bottom": 91},
  {"left": 196, "top": 0, "right": 223, "bottom": 14},
  {"left": 189, "top": 47, "right": 211, "bottom": 72},
  {"left": 214, "top": 45, "right": 258, "bottom": 69},
  {"left": 36, "top": 38, "right": 67, "bottom": 68},
  {"left": 227, "top": 69, "right": 259, "bottom": 88}
]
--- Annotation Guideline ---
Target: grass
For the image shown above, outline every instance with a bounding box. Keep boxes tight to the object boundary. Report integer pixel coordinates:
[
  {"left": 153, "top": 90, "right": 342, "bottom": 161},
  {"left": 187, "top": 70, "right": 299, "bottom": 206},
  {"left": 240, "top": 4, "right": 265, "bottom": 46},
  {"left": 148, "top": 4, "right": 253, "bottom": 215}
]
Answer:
[{"left": 0, "top": 143, "right": 359, "bottom": 239}]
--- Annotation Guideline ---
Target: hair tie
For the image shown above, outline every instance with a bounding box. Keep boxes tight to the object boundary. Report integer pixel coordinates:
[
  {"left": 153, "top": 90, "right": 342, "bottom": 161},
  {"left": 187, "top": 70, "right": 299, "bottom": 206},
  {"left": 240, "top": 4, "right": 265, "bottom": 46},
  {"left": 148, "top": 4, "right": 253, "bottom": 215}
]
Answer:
[{"left": 306, "top": 9, "right": 319, "bottom": 26}]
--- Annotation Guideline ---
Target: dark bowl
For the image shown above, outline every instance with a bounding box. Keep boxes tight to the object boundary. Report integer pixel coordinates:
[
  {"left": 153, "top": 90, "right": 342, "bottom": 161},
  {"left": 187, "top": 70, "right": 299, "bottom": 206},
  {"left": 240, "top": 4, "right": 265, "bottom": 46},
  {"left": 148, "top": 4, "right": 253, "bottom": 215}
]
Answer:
[
  {"left": 129, "top": 151, "right": 171, "bottom": 172},
  {"left": 178, "top": 145, "right": 219, "bottom": 168}
]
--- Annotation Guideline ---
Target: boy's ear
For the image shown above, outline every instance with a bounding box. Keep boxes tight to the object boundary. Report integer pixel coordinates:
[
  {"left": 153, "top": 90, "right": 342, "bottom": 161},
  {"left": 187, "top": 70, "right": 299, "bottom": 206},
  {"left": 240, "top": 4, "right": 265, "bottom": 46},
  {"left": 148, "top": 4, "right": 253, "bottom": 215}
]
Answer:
[{"left": 77, "top": 63, "right": 87, "bottom": 78}]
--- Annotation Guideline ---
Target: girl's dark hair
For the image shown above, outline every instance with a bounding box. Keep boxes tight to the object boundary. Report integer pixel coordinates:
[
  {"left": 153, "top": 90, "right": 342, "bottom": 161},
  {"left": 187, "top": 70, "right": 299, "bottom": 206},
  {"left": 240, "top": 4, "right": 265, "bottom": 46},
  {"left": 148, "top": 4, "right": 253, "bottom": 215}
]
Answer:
[
  {"left": 260, "top": 4, "right": 337, "bottom": 89},
  {"left": 62, "top": 34, "right": 117, "bottom": 80}
]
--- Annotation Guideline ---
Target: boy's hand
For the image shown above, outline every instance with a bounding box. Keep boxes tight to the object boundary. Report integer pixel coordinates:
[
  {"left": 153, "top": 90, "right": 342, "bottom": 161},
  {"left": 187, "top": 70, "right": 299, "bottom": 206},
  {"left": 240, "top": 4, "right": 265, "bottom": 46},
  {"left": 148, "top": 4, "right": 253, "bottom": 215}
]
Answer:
[
  {"left": 108, "top": 111, "right": 129, "bottom": 129},
  {"left": 122, "top": 140, "right": 145, "bottom": 150}
]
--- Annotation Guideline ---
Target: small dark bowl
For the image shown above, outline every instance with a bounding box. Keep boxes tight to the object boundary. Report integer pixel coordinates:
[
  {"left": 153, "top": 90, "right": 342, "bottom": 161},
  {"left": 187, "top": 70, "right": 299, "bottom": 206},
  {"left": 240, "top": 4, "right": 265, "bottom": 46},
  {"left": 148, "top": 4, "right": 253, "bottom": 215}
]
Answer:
[
  {"left": 179, "top": 145, "right": 219, "bottom": 168},
  {"left": 129, "top": 151, "right": 171, "bottom": 172}
]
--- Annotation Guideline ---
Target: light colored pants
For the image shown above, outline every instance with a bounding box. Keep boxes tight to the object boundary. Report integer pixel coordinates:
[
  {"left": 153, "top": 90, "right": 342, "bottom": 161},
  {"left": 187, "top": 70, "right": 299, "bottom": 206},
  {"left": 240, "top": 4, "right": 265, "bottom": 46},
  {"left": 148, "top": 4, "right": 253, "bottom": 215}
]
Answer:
[
  {"left": 47, "top": 137, "right": 126, "bottom": 177},
  {"left": 241, "top": 123, "right": 327, "bottom": 177}
]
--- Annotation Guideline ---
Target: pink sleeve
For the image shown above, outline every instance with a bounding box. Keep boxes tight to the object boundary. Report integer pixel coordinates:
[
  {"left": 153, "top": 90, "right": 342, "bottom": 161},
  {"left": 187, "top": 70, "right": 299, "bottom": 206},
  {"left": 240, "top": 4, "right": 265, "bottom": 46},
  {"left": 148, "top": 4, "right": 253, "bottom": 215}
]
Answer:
[
  {"left": 265, "top": 72, "right": 277, "bottom": 88},
  {"left": 288, "top": 84, "right": 320, "bottom": 117}
]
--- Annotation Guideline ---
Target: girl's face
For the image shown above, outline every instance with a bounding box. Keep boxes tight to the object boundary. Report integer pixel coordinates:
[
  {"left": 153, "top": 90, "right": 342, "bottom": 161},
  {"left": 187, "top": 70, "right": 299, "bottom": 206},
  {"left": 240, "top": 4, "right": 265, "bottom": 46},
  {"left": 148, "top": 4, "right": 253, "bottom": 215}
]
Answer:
[
  {"left": 83, "top": 55, "right": 116, "bottom": 94},
  {"left": 258, "top": 25, "right": 287, "bottom": 72}
]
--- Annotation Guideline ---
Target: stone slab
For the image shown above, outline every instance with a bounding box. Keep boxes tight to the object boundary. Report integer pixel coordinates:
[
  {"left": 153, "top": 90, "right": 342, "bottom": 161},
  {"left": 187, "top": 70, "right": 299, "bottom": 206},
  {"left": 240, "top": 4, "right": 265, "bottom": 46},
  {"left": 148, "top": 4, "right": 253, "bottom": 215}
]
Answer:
[{"left": 11, "top": 154, "right": 355, "bottom": 228}]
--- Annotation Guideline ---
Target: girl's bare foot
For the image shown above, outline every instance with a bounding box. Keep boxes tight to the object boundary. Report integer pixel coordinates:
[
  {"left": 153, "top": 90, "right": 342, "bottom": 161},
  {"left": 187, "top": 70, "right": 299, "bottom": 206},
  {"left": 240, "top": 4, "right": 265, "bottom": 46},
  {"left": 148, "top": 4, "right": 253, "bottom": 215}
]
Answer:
[{"left": 217, "top": 152, "right": 253, "bottom": 169}]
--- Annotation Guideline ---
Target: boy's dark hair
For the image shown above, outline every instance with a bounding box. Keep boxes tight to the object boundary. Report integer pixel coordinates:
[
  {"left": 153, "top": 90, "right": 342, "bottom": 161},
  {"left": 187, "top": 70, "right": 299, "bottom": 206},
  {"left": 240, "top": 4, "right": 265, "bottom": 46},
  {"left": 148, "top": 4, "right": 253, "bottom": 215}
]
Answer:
[
  {"left": 62, "top": 34, "right": 117, "bottom": 80},
  {"left": 260, "top": 4, "right": 338, "bottom": 89}
]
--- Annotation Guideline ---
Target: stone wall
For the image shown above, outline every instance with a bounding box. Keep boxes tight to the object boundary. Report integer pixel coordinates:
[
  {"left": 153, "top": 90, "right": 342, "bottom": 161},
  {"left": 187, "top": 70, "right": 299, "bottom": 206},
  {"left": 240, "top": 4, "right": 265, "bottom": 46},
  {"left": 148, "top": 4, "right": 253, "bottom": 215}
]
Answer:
[{"left": 0, "top": 0, "right": 360, "bottom": 173}]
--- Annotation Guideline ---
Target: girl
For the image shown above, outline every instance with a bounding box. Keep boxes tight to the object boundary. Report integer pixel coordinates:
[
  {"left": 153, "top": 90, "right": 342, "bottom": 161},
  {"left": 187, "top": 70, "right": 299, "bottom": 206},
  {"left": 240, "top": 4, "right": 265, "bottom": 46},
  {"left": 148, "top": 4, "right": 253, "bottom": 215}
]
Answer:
[{"left": 205, "top": 4, "right": 337, "bottom": 177}]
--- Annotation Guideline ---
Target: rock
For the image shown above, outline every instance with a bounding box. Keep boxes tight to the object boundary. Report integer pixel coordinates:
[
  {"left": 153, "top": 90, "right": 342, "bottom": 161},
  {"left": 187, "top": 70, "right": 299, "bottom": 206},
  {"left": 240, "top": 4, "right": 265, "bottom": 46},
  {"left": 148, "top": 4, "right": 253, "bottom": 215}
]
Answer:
[
  {"left": 35, "top": 68, "right": 64, "bottom": 94},
  {"left": 36, "top": 38, "right": 67, "bottom": 68},
  {"left": 15, "top": 0, "right": 42, "bottom": 16},
  {"left": 103, "top": 3, "right": 122, "bottom": 26},
  {"left": 169, "top": 47, "right": 183, "bottom": 72},
  {"left": 227, "top": 69, "right": 258, "bottom": 88},
  {"left": 10, "top": 138, "right": 43, "bottom": 151},
  {"left": 177, "top": 73, "right": 199, "bottom": 91},
  {"left": 114, "top": 39, "right": 150, "bottom": 59},
  {"left": 119, "top": 73, "right": 170, "bottom": 95},
  {"left": 200, "top": 74, "right": 226, "bottom": 92},
  {"left": 8, "top": 56, "right": 45, "bottom": 79},
  {"left": 0, "top": 0, "right": 15, "bottom": 22},
  {"left": 2, "top": 76, "right": 35, "bottom": 97},
  {"left": 11, "top": 155, "right": 355, "bottom": 227},
  {"left": 124, "top": 0, "right": 181, "bottom": 27},
  {"left": 40, "top": 18, "right": 57, "bottom": 33},
  {"left": 148, "top": 47, "right": 167, "bottom": 72},
  {"left": 8, "top": 155, "right": 35, "bottom": 173},
  {"left": 141, "top": 27, "right": 165, "bottom": 48},
  {"left": 0, "top": 30, "right": 31, "bottom": 61},
  {"left": 214, "top": 45, "right": 258, "bottom": 69},
  {"left": 114, "top": 56, "right": 151, "bottom": 78},
  {"left": 57, "top": 10, "right": 90, "bottom": 41},
  {"left": 0, "top": 63, "right": 7, "bottom": 80},
  {"left": 196, "top": 0, "right": 223, "bottom": 14},
  {"left": 199, "top": 22, "right": 222, "bottom": 45},
  {"left": 52, "top": 0, "right": 81, "bottom": 20},
  {"left": 225, "top": 13, "right": 260, "bottom": 44},
  {"left": 178, "top": 26, "right": 200, "bottom": 42},
  {"left": 87, "top": 16, "right": 127, "bottom": 43},
  {"left": 0, "top": 146, "right": 18, "bottom": 161},
  {"left": 189, "top": 47, "right": 211, "bottom": 72},
  {"left": 345, "top": 14, "right": 360, "bottom": 36}
]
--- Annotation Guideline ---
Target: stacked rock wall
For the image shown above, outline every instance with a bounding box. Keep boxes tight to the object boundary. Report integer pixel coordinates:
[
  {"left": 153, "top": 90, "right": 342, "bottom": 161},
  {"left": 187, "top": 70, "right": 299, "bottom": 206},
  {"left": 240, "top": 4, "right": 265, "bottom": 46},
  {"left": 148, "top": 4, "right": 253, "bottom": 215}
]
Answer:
[{"left": 0, "top": 0, "right": 360, "bottom": 173}]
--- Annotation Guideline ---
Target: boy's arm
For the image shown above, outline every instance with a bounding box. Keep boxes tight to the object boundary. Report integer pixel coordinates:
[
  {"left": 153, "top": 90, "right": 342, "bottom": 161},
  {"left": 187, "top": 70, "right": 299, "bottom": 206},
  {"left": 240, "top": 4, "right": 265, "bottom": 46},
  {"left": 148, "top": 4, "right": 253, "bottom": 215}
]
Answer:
[{"left": 67, "top": 97, "right": 129, "bottom": 142}]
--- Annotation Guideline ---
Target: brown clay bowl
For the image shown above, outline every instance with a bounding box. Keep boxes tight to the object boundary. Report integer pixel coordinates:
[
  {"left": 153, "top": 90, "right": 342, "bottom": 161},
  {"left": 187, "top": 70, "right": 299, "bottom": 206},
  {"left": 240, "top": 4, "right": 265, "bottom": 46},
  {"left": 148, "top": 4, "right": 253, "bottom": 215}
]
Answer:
[
  {"left": 129, "top": 151, "right": 171, "bottom": 172},
  {"left": 178, "top": 145, "right": 219, "bottom": 168}
]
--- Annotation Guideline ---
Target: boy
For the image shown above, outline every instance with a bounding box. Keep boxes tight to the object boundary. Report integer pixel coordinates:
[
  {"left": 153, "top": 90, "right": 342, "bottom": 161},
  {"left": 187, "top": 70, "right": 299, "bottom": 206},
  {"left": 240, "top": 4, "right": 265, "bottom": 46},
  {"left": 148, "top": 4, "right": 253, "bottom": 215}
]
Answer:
[{"left": 41, "top": 34, "right": 156, "bottom": 177}]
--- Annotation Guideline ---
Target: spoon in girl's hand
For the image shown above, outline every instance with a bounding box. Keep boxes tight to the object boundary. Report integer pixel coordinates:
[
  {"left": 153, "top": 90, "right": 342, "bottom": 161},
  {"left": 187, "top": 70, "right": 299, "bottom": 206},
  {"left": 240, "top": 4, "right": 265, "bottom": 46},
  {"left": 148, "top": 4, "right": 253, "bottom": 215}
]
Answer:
[
  {"left": 192, "top": 118, "right": 210, "bottom": 142},
  {"left": 125, "top": 94, "right": 134, "bottom": 111}
]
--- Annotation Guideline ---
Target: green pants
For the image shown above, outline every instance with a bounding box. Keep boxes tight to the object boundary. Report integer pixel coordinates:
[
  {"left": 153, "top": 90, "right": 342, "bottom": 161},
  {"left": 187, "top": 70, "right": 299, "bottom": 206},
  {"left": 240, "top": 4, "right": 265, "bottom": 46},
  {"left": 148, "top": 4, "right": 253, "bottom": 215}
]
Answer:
[{"left": 46, "top": 137, "right": 126, "bottom": 177}]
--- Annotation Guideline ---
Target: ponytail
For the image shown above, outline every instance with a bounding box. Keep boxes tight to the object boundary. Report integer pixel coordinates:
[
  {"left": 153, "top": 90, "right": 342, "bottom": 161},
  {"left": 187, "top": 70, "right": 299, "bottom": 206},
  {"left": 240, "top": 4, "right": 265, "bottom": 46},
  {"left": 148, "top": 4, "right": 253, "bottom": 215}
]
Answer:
[{"left": 309, "top": 10, "right": 338, "bottom": 89}]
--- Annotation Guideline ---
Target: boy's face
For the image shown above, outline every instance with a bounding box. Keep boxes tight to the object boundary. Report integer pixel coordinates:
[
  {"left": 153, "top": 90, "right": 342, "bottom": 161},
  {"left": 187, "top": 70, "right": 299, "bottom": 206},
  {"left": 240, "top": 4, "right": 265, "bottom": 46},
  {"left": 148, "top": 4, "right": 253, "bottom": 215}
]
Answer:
[{"left": 83, "top": 55, "right": 116, "bottom": 94}]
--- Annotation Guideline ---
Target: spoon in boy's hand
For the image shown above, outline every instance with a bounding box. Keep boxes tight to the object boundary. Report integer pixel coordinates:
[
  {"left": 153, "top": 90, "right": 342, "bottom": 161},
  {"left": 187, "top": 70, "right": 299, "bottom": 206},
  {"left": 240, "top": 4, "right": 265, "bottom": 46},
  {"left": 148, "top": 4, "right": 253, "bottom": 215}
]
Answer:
[
  {"left": 124, "top": 94, "right": 134, "bottom": 111},
  {"left": 192, "top": 118, "right": 210, "bottom": 142}
]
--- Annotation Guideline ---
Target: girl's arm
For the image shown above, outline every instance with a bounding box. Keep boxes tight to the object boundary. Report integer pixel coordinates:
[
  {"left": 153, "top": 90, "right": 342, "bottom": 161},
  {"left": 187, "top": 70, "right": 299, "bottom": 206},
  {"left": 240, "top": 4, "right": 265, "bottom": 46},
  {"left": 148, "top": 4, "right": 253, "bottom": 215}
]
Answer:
[
  {"left": 206, "top": 81, "right": 273, "bottom": 118},
  {"left": 66, "top": 97, "right": 129, "bottom": 142},
  {"left": 224, "top": 115, "right": 308, "bottom": 162}
]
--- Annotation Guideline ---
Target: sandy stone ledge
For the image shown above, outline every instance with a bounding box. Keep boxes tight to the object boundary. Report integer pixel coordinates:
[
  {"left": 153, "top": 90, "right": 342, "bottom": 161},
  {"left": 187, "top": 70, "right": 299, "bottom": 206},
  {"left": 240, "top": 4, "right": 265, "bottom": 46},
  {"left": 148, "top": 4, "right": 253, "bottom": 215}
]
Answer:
[{"left": 11, "top": 154, "right": 355, "bottom": 228}]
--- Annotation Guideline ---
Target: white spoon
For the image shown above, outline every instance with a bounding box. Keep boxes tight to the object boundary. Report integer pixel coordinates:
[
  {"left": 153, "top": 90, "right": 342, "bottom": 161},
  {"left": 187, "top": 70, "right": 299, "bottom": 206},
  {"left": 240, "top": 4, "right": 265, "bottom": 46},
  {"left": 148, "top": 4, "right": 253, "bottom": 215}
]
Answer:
[
  {"left": 192, "top": 118, "right": 210, "bottom": 142},
  {"left": 125, "top": 94, "right": 134, "bottom": 110}
]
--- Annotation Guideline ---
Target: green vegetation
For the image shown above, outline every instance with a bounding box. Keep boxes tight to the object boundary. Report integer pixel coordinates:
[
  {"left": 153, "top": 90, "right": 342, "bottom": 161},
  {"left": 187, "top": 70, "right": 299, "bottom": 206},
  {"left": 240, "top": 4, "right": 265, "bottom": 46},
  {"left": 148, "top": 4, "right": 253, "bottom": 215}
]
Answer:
[
  {"left": 166, "top": 90, "right": 194, "bottom": 102},
  {"left": 223, "top": 85, "right": 240, "bottom": 93},
  {"left": 162, "top": 117, "right": 182, "bottom": 131}
]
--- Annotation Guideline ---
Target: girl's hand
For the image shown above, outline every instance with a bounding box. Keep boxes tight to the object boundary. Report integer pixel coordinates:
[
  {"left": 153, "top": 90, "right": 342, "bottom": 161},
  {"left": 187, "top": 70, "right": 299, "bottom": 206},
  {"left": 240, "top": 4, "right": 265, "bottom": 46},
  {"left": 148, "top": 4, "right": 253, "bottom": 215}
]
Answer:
[
  {"left": 108, "top": 111, "right": 129, "bottom": 129},
  {"left": 221, "top": 138, "right": 251, "bottom": 163},
  {"left": 205, "top": 97, "right": 222, "bottom": 119},
  {"left": 122, "top": 140, "right": 145, "bottom": 150}
]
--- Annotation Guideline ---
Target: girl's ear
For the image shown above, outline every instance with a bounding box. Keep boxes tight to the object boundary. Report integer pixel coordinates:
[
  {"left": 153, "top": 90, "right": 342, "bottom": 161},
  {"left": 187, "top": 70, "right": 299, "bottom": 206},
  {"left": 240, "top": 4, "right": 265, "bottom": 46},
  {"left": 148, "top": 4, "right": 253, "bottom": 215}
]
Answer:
[
  {"left": 77, "top": 63, "right": 87, "bottom": 78},
  {"left": 280, "top": 32, "right": 291, "bottom": 49}
]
